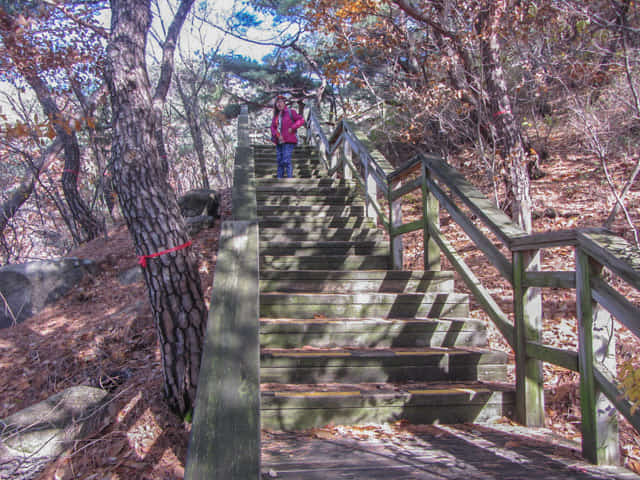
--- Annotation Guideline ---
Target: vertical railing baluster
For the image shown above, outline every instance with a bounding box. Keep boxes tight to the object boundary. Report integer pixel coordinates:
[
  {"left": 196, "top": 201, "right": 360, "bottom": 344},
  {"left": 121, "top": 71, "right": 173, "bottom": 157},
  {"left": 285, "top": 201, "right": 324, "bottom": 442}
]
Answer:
[
  {"left": 389, "top": 178, "right": 403, "bottom": 270},
  {"left": 421, "top": 160, "right": 440, "bottom": 271},
  {"left": 513, "top": 249, "right": 544, "bottom": 427},
  {"left": 365, "top": 154, "right": 377, "bottom": 219},
  {"left": 576, "top": 250, "right": 620, "bottom": 465},
  {"left": 343, "top": 138, "right": 353, "bottom": 180}
]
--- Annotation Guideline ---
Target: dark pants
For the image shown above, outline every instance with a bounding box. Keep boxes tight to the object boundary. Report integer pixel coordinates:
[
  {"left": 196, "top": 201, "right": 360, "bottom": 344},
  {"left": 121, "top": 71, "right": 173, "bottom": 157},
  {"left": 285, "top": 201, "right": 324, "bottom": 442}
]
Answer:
[{"left": 276, "top": 143, "right": 295, "bottom": 178}]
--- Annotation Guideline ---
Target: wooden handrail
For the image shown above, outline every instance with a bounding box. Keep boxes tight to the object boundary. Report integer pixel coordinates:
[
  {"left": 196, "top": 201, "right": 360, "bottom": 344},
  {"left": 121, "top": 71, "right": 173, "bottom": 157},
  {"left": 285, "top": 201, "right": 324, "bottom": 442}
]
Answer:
[
  {"left": 305, "top": 101, "right": 640, "bottom": 466},
  {"left": 185, "top": 105, "right": 261, "bottom": 479}
]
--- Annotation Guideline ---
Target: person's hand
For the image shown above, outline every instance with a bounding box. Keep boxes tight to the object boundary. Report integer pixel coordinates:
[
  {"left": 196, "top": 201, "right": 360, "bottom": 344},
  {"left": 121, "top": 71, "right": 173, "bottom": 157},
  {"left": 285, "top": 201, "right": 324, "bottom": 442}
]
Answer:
[{"left": 288, "top": 128, "right": 293, "bottom": 133}]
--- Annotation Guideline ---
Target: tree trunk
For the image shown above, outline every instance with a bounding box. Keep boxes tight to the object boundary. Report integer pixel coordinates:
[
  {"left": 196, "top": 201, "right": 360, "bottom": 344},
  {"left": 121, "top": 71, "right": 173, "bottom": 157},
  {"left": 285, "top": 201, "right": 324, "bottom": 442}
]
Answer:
[
  {"left": 0, "top": 13, "right": 104, "bottom": 243},
  {"left": 479, "top": 1, "right": 533, "bottom": 233},
  {"left": 176, "top": 78, "right": 210, "bottom": 189},
  {"left": 106, "top": 0, "right": 206, "bottom": 416},
  {"left": 0, "top": 139, "right": 62, "bottom": 235}
]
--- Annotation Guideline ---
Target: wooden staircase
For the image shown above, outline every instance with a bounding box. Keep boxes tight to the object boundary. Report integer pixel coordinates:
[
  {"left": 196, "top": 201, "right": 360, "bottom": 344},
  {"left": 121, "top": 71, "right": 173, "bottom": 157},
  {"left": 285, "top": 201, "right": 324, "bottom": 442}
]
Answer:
[{"left": 254, "top": 144, "right": 515, "bottom": 430}]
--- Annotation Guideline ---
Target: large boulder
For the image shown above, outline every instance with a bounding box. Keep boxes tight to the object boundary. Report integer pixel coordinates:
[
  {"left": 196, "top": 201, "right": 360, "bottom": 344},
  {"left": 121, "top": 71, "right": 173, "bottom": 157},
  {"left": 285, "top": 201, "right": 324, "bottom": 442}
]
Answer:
[
  {"left": 0, "top": 386, "right": 109, "bottom": 480},
  {"left": 178, "top": 189, "right": 220, "bottom": 219},
  {"left": 0, "top": 258, "right": 98, "bottom": 329}
]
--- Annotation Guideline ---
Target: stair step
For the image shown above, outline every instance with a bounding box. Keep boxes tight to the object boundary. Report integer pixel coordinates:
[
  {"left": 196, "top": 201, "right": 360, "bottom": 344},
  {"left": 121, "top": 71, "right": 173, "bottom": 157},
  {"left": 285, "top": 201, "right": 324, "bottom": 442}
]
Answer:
[
  {"left": 259, "top": 228, "right": 384, "bottom": 242},
  {"left": 260, "top": 382, "right": 515, "bottom": 429},
  {"left": 259, "top": 270, "right": 453, "bottom": 293},
  {"left": 257, "top": 205, "right": 365, "bottom": 216},
  {"left": 261, "top": 255, "right": 390, "bottom": 271},
  {"left": 260, "top": 317, "right": 488, "bottom": 348},
  {"left": 257, "top": 178, "right": 355, "bottom": 187},
  {"left": 259, "top": 292, "right": 469, "bottom": 317},
  {"left": 256, "top": 195, "right": 362, "bottom": 207},
  {"left": 259, "top": 217, "right": 376, "bottom": 229},
  {"left": 256, "top": 186, "right": 356, "bottom": 195},
  {"left": 260, "top": 347, "right": 507, "bottom": 384},
  {"left": 260, "top": 241, "right": 388, "bottom": 257}
]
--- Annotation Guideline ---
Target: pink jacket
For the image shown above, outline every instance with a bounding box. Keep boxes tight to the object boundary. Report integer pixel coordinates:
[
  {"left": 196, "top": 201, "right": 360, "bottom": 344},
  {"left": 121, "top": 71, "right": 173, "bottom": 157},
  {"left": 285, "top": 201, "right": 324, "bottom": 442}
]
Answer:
[{"left": 271, "top": 107, "right": 305, "bottom": 144}]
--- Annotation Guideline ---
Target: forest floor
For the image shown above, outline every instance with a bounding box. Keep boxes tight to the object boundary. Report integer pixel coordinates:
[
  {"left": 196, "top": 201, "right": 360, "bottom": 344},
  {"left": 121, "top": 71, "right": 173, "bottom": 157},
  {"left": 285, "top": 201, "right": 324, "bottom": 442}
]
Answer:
[{"left": 1, "top": 147, "right": 640, "bottom": 479}]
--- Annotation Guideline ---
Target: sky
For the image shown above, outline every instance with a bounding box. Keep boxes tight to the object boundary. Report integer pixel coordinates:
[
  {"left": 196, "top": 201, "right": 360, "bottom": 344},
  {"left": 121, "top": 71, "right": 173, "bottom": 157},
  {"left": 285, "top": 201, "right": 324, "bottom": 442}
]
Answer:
[{"left": 169, "top": 0, "right": 279, "bottom": 61}]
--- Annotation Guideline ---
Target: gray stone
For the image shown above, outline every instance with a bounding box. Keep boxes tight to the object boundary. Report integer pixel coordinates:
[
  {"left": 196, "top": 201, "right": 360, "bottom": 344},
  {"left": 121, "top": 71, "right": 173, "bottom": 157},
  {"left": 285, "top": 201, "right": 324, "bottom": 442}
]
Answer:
[
  {"left": 178, "top": 189, "right": 220, "bottom": 218},
  {"left": 0, "top": 258, "right": 98, "bottom": 329},
  {"left": 185, "top": 215, "right": 216, "bottom": 235},
  {"left": 0, "top": 386, "right": 109, "bottom": 480},
  {"left": 118, "top": 266, "right": 143, "bottom": 285}
]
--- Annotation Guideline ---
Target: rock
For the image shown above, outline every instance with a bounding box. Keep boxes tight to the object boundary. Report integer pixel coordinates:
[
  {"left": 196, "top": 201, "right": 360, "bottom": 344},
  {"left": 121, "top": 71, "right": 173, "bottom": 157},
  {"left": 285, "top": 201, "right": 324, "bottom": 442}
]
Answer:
[
  {"left": 178, "top": 189, "right": 220, "bottom": 218},
  {"left": 0, "top": 386, "right": 109, "bottom": 480},
  {"left": 185, "top": 214, "right": 216, "bottom": 236},
  {"left": 118, "top": 266, "right": 143, "bottom": 285},
  {"left": 0, "top": 258, "right": 98, "bottom": 329}
]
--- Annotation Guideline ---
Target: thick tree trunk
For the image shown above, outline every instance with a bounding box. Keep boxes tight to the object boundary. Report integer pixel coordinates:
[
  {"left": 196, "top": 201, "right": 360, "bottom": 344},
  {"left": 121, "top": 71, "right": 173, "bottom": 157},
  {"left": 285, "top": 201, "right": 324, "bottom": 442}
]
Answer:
[
  {"left": 106, "top": 0, "right": 205, "bottom": 416},
  {"left": 479, "top": 1, "right": 533, "bottom": 233}
]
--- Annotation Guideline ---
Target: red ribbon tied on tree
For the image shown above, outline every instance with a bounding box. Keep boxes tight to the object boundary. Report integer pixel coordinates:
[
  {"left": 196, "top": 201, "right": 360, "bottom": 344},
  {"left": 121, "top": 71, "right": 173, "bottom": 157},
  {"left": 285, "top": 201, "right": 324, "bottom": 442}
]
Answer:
[{"left": 137, "top": 240, "right": 193, "bottom": 268}]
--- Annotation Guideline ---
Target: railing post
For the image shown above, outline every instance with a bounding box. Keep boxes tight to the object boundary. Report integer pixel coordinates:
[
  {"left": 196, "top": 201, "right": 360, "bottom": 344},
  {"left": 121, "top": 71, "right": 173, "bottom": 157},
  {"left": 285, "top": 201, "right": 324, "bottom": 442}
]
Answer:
[
  {"left": 513, "top": 249, "right": 544, "bottom": 427},
  {"left": 342, "top": 139, "right": 353, "bottom": 180},
  {"left": 576, "top": 250, "right": 619, "bottom": 465},
  {"left": 389, "top": 178, "right": 403, "bottom": 269},
  {"left": 421, "top": 160, "right": 440, "bottom": 271},
  {"left": 364, "top": 155, "right": 377, "bottom": 219}
]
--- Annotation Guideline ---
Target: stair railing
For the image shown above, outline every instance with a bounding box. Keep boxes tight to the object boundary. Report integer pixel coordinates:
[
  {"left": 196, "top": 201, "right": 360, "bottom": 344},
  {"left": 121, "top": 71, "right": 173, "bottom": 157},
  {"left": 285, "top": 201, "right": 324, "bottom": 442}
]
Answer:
[
  {"left": 185, "top": 105, "right": 261, "bottom": 479},
  {"left": 305, "top": 104, "right": 640, "bottom": 466}
]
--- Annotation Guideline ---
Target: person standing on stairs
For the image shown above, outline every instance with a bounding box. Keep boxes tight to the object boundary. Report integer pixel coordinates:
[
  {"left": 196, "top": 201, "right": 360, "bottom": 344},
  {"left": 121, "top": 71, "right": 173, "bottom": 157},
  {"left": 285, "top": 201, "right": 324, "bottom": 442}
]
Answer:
[{"left": 270, "top": 95, "right": 305, "bottom": 178}]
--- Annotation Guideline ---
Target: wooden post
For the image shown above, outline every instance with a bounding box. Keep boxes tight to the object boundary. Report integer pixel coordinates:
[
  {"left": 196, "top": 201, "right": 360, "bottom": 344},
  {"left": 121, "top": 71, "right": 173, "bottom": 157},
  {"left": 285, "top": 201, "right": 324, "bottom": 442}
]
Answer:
[
  {"left": 513, "top": 249, "right": 544, "bottom": 427},
  {"left": 421, "top": 160, "right": 440, "bottom": 271},
  {"left": 342, "top": 139, "right": 353, "bottom": 180},
  {"left": 364, "top": 155, "right": 377, "bottom": 219},
  {"left": 389, "top": 178, "right": 403, "bottom": 270},
  {"left": 576, "top": 249, "right": 620, "bottom": 465}
]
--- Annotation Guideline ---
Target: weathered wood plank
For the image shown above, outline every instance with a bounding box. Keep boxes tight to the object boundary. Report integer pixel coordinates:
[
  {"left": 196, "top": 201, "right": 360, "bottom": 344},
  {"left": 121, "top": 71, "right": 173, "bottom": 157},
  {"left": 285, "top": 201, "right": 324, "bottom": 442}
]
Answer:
[
  {"left": 525, "top": 341, "right": 578, "bottom": 371},
  {"left": 576, "top": 251, "right": 619, "bottom": 465},
  {"left": 578, "top": 230, "right": 640, "bottom": 293},
  {"left": 390, "top": 175, "right": 422, "bottom": 201},
  {"left": 391, "top": 219, "right": 424, "bottom": 237},
  {"left": 387, "top": 155, "right": 422, "bottom": 183},
  {"left": 591, "top": 276, "right": 640, "bottom": 339},
  {"left": 305, "top": 106, "right": 331, "bottom": 173},
  {"left": 234, "top": 107, "right": 257, "bottom": 220},
  {"left": 425, "top": 216, "right": 515, "bottom": 347},
  {"left": 513, "top": 250, "right": 544, "bottom": 427},
  {"left": 524, "top": 271, "right": 575, "bottom": 289},
  {"left": 422, "top": 162, "right": 441, "bottom": 271},
  {"left": 593, "top": 366, "right": 640, "bottom": 436},
  {"left": 509, "top": 229, "right": 579, "bottom": 251},
  {"left": 424, "top": 175, "right": 512, "bottom": 281},
  {"left": 185, "top": 221, "right": 260, "bottom": 480},
  {"left": 233, "top": 145, "right": 256, "bottom": 220},
  {"left": 342, "top": 156, "right": 389, "bottom": 228},
  {"left": 424, "top": 155, "right": 527, "bottom": 246}
]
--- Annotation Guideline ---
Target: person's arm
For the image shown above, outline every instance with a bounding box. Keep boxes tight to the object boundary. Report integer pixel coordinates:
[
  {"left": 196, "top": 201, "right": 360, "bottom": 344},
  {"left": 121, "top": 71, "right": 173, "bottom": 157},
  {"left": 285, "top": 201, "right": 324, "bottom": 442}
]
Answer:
[
  {"left": 270, "top": 115, "right": 281, "bottom": 140},
  {"left": 289, "top": 110, "right": 306, "bottom": 131}
]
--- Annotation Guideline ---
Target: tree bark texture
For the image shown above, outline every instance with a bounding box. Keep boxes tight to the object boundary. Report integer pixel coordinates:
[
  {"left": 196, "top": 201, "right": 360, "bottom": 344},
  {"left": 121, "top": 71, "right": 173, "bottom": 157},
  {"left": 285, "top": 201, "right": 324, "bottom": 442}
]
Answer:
[
  {"left": 106, "top": 0, "right": 206, "bottom": 416},
  {"left": 0, "top": 12, "right": 104, "bottom": 243},
  {"left": 479, "top": 1, "right": 533, "bottom": 233}
]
